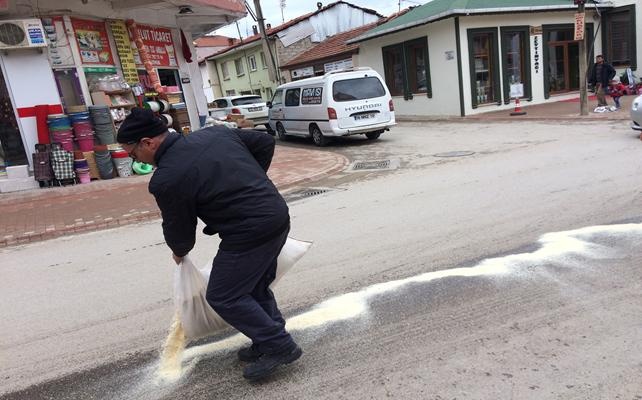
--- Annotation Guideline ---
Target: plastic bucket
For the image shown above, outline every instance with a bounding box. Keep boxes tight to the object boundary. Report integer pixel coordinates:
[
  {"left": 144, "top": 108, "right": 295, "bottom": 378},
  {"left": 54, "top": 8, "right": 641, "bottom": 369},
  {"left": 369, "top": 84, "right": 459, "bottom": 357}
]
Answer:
[
  {"left": 73, "top": 121, "right": 94, "bottom": 136},
  {"left": 95, "top": 129, "right": 115, "bottom": 145},
  {"left": 76, "top": 169, "right": 91, "bottom": 184},
  {"left": 76, "top": 135, "right": 95, "bottom": 151},
  {"left": 111, "top": 152, "right": 133, "bottom": 177}
]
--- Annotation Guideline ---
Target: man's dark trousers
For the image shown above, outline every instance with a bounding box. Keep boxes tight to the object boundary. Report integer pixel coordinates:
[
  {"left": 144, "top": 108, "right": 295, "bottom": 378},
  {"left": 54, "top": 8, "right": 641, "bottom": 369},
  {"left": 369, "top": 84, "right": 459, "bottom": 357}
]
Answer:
[{"left": 206, "top": 226, "right": 295, "bottom": 355}]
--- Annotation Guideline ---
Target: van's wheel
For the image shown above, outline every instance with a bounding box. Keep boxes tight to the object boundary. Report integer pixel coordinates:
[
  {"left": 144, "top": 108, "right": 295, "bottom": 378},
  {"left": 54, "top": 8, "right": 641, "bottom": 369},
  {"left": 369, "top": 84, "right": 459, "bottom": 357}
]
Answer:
[
  {"left": 276, "top": 123, "right": 288, "bottom": 141},
  {"left": 265, "top": 124, "right": 275, "bottom": 136},
  {"left": 366, "top": 131, "right": 381, "bottom": 140},
  {"left": 311, "top": 125, "right": 328, "bottom": 147}
]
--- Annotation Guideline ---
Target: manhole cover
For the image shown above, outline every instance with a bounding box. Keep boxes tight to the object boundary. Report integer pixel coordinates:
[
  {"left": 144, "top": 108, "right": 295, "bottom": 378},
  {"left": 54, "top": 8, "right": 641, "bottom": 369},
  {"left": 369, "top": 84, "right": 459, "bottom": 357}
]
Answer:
[
  {"left": 349, "top": 158, "right": 400, "bottom": 171},
  {"left": 433, "top": 151, "right": 475, "bottom": 158}
]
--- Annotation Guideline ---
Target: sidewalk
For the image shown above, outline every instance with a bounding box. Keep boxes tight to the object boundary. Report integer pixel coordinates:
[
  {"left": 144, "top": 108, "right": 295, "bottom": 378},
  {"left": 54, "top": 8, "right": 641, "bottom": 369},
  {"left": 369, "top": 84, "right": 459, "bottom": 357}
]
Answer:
[
  {"left": 0, "top": 145, "right": 349, "bottom": 248},
  {"left": 398, "top": 93, "right": 635, "bottom": 123}
]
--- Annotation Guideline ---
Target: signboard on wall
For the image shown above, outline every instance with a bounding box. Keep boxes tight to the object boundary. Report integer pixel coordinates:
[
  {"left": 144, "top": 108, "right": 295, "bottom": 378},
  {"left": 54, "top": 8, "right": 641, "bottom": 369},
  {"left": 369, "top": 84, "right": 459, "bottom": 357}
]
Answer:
[
  {"left": 574, "top": 13, "right": 585, "bottom": 41},
  {"left": 129, "top": 24, "right": 178, "bottom": 68},
  {"left": 71, "top": 18, "right": 114, "bottom": 65},
  {"left": 291, "top": 66, "right": 314, "bottom": 79},
  {"left": 41, "top": 16, "right": 74, "bottom": 67},
  {"left": 108, "top": 20, "right": 138, "bottom": 84},
  {"left": 324, "top": 59, "right": 352, "bottom": 73}
]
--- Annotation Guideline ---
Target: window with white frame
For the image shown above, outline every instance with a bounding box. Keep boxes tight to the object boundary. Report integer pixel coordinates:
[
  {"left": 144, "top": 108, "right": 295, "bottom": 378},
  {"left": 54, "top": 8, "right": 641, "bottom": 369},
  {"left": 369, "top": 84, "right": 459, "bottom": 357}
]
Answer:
[
  {"left": 221, "top": 61, "right": 229, "bottom": 80},
  {"left": 234, "top": 58, "right": 244, "bottom": 76},
  {"left": 225, "top": 89, "right": 236, "bottom": 96},
  {"left": 248, "top": 54, "right": 257, "bottom": 71}
]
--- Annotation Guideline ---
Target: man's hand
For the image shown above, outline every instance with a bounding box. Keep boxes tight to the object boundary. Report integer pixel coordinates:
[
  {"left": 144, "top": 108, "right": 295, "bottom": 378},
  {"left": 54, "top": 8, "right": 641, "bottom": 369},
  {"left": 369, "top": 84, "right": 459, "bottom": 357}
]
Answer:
[{"left": 172, "top": 254, "right": 184, "bottom": 265}]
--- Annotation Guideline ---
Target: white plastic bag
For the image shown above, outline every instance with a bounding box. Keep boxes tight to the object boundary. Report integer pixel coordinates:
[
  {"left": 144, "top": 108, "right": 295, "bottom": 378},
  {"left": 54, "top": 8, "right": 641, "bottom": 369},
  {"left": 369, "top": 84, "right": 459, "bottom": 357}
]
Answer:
[{"left": 174, "top": 237, "right": 312, "bottom": 340}]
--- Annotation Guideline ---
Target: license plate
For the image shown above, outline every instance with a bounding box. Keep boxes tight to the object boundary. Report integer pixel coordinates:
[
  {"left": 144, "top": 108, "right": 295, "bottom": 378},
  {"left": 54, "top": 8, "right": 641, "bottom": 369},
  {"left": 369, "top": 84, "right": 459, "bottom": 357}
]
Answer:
[
  {"left": 248, "top": 107, "right": 262, "bottom": 112},
  {"left": 354, "top": 113, "right": 376, "bottom": 120}
]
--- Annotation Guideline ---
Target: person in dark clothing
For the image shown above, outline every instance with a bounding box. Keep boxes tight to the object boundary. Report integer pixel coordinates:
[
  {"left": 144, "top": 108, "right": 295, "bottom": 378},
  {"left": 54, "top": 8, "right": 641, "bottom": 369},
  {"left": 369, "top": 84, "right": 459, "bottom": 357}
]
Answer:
[
  {"left": 589, "top": 55, "right": 616, "bottom": 108},
  {"left": 117, "top": 108, "right": 301, "bottom": 381}
]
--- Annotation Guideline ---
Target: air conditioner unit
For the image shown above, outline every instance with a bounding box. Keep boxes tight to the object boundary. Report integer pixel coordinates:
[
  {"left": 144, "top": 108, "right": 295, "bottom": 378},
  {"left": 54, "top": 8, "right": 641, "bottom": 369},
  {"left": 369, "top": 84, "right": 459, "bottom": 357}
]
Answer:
[{"left": 0, "top": 19, "right": 47, "bottom": 50}]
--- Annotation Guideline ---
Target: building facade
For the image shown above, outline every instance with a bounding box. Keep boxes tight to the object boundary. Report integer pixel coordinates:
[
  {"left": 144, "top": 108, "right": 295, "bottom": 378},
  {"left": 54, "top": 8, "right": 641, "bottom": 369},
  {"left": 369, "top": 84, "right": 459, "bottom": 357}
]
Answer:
[
  {"left": 204, "top": 1, "right": 382, "bottom": 102},
  {"left": 350, "top": 0, "right": 639, "bottom": 117},
  {"left": 0, "top": 0, "right": 245, "bottom": 180}
]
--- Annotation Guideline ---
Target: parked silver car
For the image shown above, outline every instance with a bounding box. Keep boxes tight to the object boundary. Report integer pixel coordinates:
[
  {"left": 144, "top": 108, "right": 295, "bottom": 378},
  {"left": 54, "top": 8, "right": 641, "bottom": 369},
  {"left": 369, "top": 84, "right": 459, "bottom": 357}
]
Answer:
[
  {"left": 208, "top": 95, "right": 270, "bottom": 129},
  {"left": 632, "top": 94, "right": 642, "bottom": 131}
]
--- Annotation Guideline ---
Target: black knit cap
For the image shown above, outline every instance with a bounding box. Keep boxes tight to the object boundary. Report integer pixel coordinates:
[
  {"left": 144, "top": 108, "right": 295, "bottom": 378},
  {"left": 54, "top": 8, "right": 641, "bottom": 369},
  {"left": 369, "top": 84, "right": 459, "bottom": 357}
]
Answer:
[{"left": 117, "top": 107, "right": 168, "bottom": 144}]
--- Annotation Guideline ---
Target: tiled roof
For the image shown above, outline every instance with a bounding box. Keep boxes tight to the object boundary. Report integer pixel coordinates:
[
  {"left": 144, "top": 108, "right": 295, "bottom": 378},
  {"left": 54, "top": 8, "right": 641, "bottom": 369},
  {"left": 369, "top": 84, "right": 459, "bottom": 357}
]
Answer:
[
  {"left": 194, "top": 35, "right": 237, "bottom": 47},
  {"left": 281, "top": 8, "right": 411, "bottom": 69},
  {"left": 206, "top": 1, "right": 382, "bottom": 59},
  {"left": 350, "top": 0, "right": 612, "bottom": 43}
]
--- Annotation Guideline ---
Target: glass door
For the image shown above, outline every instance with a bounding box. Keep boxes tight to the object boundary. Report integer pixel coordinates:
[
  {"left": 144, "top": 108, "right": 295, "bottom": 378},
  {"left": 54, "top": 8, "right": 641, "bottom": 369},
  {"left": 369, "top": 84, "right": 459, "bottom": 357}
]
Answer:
[{"left": 546, "top": 28, "right": 580, "bottom": 94}]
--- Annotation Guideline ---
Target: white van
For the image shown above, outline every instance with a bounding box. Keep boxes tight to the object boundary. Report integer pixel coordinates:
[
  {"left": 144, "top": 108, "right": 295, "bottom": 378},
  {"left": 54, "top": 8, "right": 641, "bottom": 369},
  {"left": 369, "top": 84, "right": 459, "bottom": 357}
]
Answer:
[{"left": 267, "top": 68, "right": 395, "bottom": 146}]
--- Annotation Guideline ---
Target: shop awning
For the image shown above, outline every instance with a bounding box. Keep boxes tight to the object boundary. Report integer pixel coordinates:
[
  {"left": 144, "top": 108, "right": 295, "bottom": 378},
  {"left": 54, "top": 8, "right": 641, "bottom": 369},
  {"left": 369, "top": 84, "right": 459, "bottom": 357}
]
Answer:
[{"left": 110, "top": 0, "right": 246, "bottom": 36}]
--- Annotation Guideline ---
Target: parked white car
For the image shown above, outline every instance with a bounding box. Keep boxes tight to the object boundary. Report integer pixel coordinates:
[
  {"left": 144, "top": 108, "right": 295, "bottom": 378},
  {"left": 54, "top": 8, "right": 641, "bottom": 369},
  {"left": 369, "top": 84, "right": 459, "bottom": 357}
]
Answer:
[
  {"left": 208, "top": 95, "right": 270, "bottom": 130},
  {"left": 631, "top": 94, "right": 642, "bottom": 132},
  {"left": 267, "top": 67, "right": 396, "bottom": 146}
]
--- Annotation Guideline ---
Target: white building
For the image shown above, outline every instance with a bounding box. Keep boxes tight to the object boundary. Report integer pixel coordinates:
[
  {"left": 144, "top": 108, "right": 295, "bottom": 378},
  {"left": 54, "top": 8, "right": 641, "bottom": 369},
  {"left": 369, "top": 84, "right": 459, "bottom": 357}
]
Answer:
[{"left": 349, "top": 0, "right": 639, "bottom": 117}]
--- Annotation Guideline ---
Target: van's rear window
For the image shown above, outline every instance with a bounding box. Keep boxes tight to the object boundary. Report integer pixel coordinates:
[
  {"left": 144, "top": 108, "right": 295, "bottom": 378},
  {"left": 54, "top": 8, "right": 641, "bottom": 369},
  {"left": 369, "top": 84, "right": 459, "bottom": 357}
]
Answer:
[
  {"left": 332, "top": 77, "right": 386, "bottom": 102},
  {"left": 232, "top": 96, "right": 263, "bottom": 105}
]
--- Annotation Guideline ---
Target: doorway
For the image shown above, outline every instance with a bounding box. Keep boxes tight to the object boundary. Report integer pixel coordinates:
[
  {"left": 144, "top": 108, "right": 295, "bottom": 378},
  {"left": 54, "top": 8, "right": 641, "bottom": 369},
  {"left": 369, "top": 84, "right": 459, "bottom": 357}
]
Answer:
[
  {"left": 543, "top": 24, "right": 593, "bottom": 98},
  {"left": 548, "top": 40, "right": 579, "bottom": 93},
  {"left": 0, "top": 62, "right": 28, "bottom": 174}
]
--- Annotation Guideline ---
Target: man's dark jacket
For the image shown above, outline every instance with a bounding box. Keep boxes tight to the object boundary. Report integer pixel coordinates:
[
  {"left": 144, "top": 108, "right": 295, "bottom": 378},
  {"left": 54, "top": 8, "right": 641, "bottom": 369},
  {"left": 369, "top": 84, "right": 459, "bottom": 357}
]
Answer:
[
  {"left": 149, "top": 127, "right": 289, "bottom": 256},
  {"left": 589, "top": 61, "right": 616, "bottom": 87}
]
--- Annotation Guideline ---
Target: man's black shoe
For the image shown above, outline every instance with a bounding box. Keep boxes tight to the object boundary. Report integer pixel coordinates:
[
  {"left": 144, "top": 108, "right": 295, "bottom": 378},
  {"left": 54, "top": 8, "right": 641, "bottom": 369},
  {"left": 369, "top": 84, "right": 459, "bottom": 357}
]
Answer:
[
  {"left": 238, "top": 344, "right": 263, "bottom": 362},
  {"left": 242, "top": 345, "right": 302, "bottom": 380}
]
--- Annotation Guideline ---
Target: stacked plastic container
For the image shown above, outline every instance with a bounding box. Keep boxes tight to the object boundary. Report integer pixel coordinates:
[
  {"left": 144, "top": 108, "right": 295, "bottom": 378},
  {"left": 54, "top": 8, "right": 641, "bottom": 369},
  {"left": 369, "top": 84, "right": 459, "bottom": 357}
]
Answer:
[
  {"left": 94, "top": 144, "right": 114, "bottom": 179},
  {"left": 89, "top": 106, "right": 116, "bottom": 145},
  {"left": 110, "top": 149, "right": 133, "bottom": 177},
  {"left": 73, "top": 157, "right": 91, "bottom": 184},
  {"left": 69, "top": 110, "right": 95, "bottom": 151},
  {"left": 47, "top": 114, "right": 74, "bottom": 152}
]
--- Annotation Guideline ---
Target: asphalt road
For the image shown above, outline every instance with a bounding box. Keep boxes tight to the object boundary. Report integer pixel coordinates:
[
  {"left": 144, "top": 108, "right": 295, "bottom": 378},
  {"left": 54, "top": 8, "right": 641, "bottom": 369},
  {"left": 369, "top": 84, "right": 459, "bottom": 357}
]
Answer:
[{"left": 1, "top": 120, "right": 641, "bottom": 399}]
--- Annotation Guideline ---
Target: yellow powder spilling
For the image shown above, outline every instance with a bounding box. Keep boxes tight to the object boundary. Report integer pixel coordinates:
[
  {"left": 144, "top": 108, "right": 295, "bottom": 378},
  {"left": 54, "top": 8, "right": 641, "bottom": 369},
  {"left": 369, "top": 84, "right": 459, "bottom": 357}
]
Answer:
[{"left": 157, "top": 313, "right": 186, "bottom": 382}]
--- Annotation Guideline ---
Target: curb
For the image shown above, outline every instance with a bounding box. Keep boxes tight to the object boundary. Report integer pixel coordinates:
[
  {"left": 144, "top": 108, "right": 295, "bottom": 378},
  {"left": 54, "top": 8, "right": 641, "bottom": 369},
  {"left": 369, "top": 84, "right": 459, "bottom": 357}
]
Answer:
[{"left": 0, "top": 151, "right": 349, "bottom": 249}]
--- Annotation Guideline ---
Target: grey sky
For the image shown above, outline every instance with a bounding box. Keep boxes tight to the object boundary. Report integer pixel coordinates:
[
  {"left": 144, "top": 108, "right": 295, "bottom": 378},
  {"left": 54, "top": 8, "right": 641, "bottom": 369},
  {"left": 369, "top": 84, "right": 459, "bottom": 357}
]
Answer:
[{"left": 213, "top": 0, "right": 426, "bottom": 39}]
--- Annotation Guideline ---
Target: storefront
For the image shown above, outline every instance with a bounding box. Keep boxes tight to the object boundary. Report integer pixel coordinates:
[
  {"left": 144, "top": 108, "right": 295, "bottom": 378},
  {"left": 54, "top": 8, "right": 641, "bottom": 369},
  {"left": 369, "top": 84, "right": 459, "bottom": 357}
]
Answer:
[{"left": 0, "top": 0, "right": 245, "bottom": 184}]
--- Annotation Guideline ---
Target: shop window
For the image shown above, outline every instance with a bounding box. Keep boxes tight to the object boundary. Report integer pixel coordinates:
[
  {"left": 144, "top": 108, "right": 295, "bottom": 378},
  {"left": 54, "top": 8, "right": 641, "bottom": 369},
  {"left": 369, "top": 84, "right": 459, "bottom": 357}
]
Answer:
[
  {"left": 235, "top": 58, "right": 244, "bottom": 76},
  {"left": 248, "top": 55, "right": 257, "bottom": 72},
  {"left": 382, "top": 37, "right": 431, "bottom": 99},
  {"left": 260, "top": 52, "right": 268, "bottom": 69},
  {"left": 284, "top": 88, "right": 300, "bottom": 106},
  {"left": 501, "top": 27, "right": 532, "bottom": 103},
  {"left": 221, "top": 61, "right": 230, "bottom": 80},
  {"left": 604, "top": 6, "right": 636, "bottom": 68},
  {"left": 467, "top": 28, "right": 500, "bottom": 108}
]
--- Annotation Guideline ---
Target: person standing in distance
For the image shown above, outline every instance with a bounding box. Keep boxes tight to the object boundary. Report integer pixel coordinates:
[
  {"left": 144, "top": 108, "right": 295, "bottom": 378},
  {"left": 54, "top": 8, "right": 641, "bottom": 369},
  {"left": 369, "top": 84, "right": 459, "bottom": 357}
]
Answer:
[
  {"left": 589, "top": 54, "right": 616, "bottom": 108},
  {"left": 117, "top": 108, "right": 302, "bottom": 381}
]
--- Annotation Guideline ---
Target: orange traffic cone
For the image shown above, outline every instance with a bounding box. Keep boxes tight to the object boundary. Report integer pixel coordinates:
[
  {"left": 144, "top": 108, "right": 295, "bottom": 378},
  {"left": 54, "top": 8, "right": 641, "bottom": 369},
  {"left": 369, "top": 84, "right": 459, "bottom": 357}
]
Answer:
[{"left": 510, "top": 97, "right": 527, "bottom": 116}]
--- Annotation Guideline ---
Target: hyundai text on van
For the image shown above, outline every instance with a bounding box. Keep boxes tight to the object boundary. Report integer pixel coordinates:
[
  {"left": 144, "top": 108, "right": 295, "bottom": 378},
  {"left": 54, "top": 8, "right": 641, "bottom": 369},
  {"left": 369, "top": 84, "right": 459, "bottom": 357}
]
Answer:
[{"left": 267, "top": 68, "right": 396, "bottom": 146}]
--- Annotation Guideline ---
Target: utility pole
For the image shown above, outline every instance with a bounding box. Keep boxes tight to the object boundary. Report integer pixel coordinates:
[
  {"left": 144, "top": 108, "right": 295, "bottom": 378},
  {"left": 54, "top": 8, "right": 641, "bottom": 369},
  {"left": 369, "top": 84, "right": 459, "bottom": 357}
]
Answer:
[
  {"left": 576, "top": 0, "right": 589, "bottom": 115},
  {"left": 252, "top": 0, "right": 280, "bottom": 84}
]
